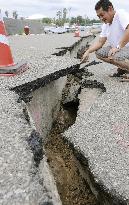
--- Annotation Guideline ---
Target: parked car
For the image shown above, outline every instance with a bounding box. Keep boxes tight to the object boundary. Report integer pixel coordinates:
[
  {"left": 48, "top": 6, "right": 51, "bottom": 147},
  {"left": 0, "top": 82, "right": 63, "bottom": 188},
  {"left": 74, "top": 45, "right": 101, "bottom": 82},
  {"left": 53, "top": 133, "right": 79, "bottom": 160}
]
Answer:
[
  {"left": 78, "top": 26, "right": 86, "bottom": 31},
  {"left": 50, "top": 27, "right": 66, "bottom": 34},
  {"left": 44, "top": 26, "right": 66, "bottom": 34}
]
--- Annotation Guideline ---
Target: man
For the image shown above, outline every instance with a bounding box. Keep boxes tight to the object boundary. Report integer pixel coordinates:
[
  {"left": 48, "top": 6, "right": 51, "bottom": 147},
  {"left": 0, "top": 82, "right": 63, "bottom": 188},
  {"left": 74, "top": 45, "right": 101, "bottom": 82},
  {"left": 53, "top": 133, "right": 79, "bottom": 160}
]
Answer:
[{"left": 81, "top": 0, "right": 129, "bottom": 81}]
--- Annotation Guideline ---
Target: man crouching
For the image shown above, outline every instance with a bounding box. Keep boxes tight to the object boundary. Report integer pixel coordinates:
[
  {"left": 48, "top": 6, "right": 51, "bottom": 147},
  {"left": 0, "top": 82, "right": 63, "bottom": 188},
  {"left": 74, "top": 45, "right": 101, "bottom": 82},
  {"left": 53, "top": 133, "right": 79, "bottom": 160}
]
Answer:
[{"left": 81, "top": 0, "right": 129, "bottom": 81}]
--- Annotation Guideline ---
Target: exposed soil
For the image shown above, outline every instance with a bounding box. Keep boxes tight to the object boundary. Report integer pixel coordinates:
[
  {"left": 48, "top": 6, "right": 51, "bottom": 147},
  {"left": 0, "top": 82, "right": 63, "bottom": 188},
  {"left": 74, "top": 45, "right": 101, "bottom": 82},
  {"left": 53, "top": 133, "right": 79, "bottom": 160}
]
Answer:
[{"left": 45, "top": 105, "right": 98, "bottom": 205}]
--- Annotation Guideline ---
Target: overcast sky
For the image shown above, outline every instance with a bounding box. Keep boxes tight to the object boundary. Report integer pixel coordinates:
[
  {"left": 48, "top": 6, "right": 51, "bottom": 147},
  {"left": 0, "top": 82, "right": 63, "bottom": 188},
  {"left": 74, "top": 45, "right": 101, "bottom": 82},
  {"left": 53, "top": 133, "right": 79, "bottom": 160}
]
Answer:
[{"left": 0, "top": 0, "right": 129, "bottom": 19}]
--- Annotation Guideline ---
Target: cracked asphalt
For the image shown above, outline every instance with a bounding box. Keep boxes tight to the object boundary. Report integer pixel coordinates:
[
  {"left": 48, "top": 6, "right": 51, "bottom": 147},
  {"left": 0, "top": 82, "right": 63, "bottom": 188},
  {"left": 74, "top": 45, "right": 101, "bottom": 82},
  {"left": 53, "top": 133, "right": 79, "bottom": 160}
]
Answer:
[
  {"left": 0, "top": 32, "right": 129, "bottom": 204},
  {"left": 65, "top": 50, "right": 129, "bottom": 203},
  {"left": 0, "top": 33, "right": 81, "bottom": 205}
]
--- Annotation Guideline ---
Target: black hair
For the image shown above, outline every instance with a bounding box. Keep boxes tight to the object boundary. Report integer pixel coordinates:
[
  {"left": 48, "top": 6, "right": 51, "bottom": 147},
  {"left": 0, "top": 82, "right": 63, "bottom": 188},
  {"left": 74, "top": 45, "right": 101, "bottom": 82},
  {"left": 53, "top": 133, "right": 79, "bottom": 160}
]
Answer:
[{"left": 95, "top": 0, "right": 114, "bottom": 11}]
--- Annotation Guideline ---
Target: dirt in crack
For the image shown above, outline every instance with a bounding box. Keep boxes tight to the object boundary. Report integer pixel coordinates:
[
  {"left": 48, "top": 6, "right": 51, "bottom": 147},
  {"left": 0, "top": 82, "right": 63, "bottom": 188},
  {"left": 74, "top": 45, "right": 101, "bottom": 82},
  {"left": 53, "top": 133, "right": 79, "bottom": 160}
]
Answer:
[{"left": 45, "top": 103, "right": 98, "bottom": 205}]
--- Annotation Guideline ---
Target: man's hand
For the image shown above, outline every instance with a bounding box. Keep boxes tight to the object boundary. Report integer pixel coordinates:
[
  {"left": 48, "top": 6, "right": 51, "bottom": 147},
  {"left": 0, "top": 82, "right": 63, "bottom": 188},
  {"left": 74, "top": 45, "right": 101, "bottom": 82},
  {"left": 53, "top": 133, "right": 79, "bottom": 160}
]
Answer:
[
  {"left": 80, "top": 50, "right": 89, "bottom": 64},
  {"left": 108, "top": 47, "right": 120, "bottom": 59}
]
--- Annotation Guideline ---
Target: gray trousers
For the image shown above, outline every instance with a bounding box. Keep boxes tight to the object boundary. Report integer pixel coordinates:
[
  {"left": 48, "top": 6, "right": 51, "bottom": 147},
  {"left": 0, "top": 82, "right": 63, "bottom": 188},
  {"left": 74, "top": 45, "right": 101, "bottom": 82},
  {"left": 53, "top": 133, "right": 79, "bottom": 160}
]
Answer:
[{"left": 96, "top": 46, "right": 129, "bottom": 61}]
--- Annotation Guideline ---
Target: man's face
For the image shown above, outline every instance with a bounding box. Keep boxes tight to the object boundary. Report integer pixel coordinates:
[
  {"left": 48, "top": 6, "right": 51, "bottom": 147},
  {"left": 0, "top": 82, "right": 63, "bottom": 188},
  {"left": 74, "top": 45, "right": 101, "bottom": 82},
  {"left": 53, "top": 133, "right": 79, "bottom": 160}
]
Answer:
[{"left": 96, "top": 7, "right": 114, "bottom": 24}]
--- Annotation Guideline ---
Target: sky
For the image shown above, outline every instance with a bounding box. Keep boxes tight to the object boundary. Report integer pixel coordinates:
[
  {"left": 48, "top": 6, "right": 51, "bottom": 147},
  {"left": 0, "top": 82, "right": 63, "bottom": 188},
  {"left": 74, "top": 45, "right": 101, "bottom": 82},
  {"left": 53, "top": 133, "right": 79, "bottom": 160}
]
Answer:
[{"left": 0, "top": 0, "right": 129, "bottom": 19}]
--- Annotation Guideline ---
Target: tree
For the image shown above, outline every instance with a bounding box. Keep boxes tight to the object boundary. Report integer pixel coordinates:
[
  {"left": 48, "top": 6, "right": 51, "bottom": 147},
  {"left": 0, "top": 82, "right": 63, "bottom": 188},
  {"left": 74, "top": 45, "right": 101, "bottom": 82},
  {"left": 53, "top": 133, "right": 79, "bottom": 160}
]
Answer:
[
  {"left": 70, "top": 17, "right": 76, "bottom": 24},
  {"left": 56, "top": 10, "right": 62, "bottom": 20},
  {"left": 90, "top": 18, "right": 101, "bottom": 24},
  {"left": 63, "top": 8, "right": 67, "bottom": 20},
  {"left": 5, "top": 10, "right": 9, "bottom": 18},
  {"left": 76, "top": 16, "right": 84, "bottom": 25},
  {"left": 56, "top": 10, "right": 62, "bottom": 26},
  {"left": 13, "top": 11, "right": 18, "bottom": 19},
  {"left": 42, "top": 17, "right": 52, "bottom": 24},
  {"left": 62, "top": 8, "right": 68, "bottom": 25},
  {"left": 55, "top": 8, "right": 101, "bottom": 26}
]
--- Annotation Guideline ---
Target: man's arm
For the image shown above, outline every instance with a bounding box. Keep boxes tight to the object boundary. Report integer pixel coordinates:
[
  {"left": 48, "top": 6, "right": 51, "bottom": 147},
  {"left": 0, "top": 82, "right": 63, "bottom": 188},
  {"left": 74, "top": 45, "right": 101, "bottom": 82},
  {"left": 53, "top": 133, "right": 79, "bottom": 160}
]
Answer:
[
  {"left": 87, "top": 37, "right": 107, "bottom": 53},
  {"left": 119, "top": 25, "right": 129, "bottom": 48},
  {"left": 81, "top": 37, "right": 107, "bottom": 63}
]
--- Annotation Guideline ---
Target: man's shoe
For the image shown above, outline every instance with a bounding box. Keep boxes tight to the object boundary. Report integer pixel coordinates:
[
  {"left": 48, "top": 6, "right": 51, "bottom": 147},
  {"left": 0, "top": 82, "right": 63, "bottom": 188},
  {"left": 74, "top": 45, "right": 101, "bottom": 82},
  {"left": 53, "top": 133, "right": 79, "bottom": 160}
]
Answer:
[
  {"left": 119, "top": 74, "right": 129, "bottom": 82},
  {"left": 109, "top": 72, "right": 122, "bottom": 77},
  {"left": 109, "top": 69, "right": 128, "bottom": 77}
]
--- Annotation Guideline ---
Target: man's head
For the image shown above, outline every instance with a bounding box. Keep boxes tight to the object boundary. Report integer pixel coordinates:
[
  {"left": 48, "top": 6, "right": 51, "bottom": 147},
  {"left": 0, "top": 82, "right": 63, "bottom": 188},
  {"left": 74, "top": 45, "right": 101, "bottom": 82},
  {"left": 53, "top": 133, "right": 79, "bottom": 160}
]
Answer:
[{"left": 95, "top": 0, "right": 115, "bottom": 24}]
